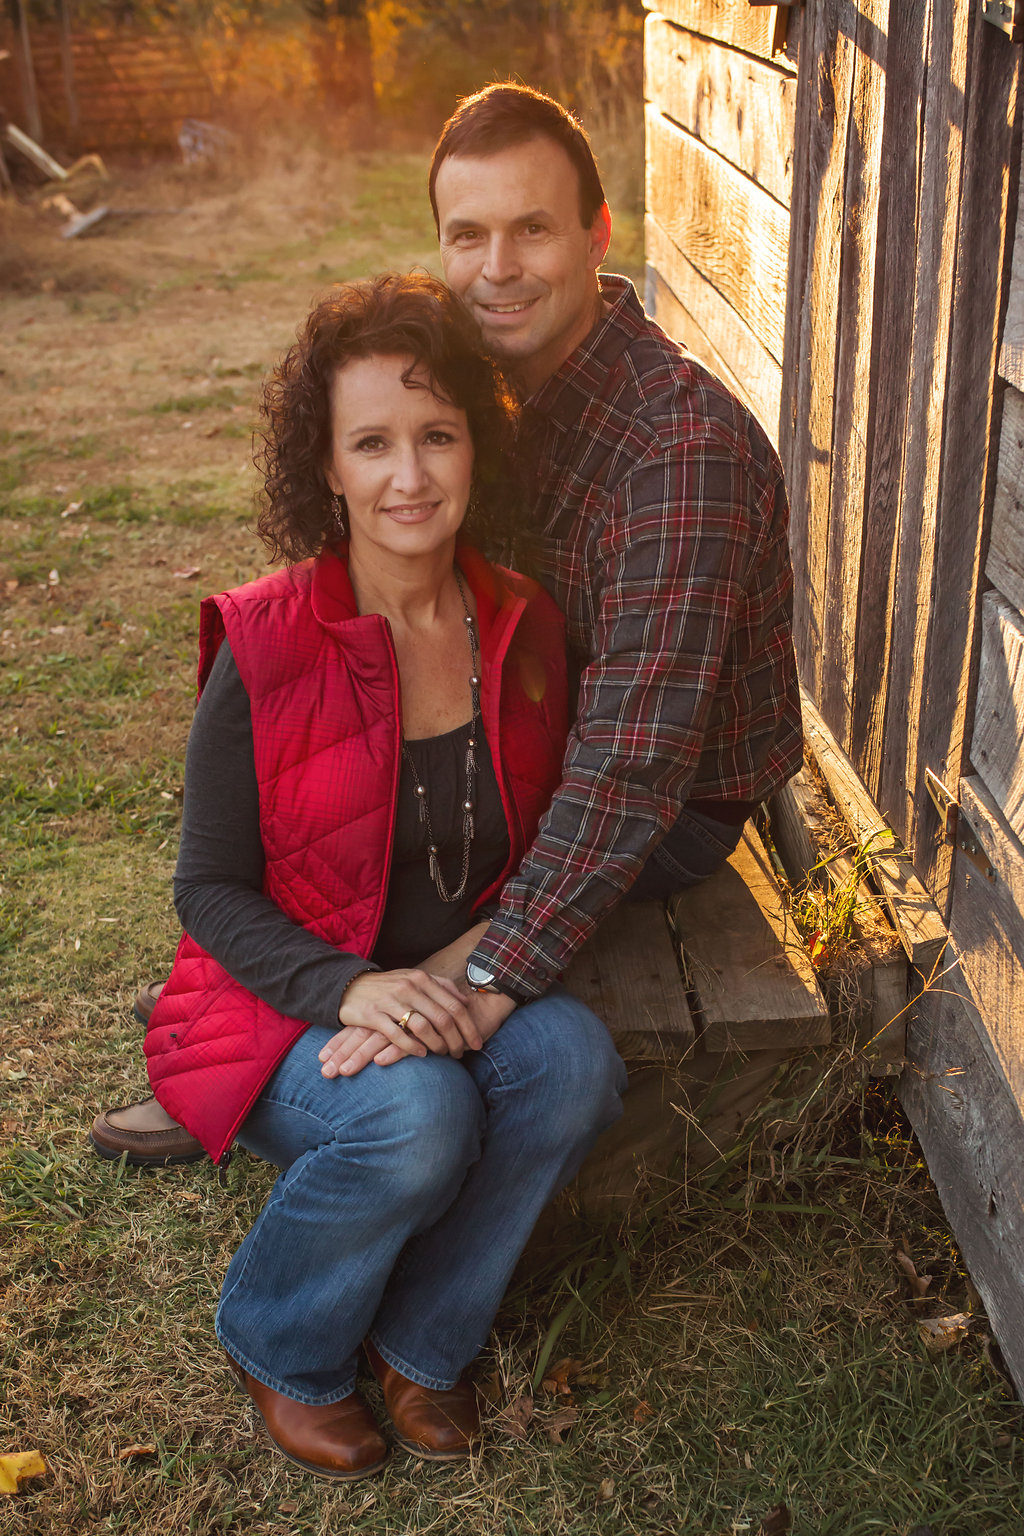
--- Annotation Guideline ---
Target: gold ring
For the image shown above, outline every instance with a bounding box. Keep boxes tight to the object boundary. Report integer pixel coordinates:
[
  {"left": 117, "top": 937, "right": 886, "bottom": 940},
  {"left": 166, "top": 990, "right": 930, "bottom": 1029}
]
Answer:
[{"left": 396, "top": 1010, "right": 414, "bottom": 1032}]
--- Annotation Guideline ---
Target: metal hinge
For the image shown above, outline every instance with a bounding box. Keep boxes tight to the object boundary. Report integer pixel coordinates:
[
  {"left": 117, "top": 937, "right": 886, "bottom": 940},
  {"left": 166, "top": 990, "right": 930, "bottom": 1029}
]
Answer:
[
  {"left": 925, "top": 769, "right": 997, "bottom": 882},
  {"left": 983, "top": 0, "right": 1024, "bottom": 42}
]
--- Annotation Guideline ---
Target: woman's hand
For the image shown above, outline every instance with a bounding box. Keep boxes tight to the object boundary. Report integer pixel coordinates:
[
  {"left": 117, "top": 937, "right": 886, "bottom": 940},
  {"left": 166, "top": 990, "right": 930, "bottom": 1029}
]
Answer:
[
  {"left": 319, "top": 968, "right": 481, "bottom": 1078},
  {"left": 320, "top": 986, "right": 517, "bottom": 1079}
]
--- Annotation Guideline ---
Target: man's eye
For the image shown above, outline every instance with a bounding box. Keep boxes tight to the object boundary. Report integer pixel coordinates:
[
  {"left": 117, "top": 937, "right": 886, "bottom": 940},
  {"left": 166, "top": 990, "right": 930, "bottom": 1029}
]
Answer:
[{"left": 524, "top": 223, "right": 546, "bottom": 236}]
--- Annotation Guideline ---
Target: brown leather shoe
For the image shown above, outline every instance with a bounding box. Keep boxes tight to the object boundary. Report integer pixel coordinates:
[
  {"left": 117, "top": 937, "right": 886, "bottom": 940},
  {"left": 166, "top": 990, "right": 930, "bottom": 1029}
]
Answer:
[
  {"left": 89, "top": 1101, "right": 206, "bottom": 1166},
  {"left": 133, "top": 980, "right": 165, "bottom": 1024},
  {"left": 226, "top": 1353, "right": 391, "bottom": 1481},
  {"left": 364, "top": 1339, "right": 480, "bottom": 1461}
]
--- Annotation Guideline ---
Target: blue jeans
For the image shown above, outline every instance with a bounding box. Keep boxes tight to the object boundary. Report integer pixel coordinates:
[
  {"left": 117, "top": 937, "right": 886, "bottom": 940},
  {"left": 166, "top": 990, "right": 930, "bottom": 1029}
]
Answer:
[
  {"left": 215, "top": 986, "right": 625, "bottom": 1405},
  {"left": 627, "top": 805, "right": 746, "bottom": 903}
]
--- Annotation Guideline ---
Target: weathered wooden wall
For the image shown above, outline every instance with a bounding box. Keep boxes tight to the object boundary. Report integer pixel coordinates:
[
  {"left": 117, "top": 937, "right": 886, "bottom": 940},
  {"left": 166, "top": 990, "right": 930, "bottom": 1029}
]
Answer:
[
  {"left": 642, "top": 1, "right": 799, "bottom": 448},
  {"left": 644, "top": 0, "right": 1024, "bottom": 1391}
]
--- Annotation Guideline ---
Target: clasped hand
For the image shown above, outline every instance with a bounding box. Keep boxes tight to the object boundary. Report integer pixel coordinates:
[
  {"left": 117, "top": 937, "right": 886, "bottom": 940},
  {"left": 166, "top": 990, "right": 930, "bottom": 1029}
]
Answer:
[{"left": 318, "top": 966, "right": 515, "bottom": 1079}]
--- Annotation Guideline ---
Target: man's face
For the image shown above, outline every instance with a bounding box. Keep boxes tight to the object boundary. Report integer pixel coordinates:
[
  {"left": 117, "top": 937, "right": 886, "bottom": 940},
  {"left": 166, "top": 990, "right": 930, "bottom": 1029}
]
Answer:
[{"left": 435, "top": 136, "right": 611, "bottom": 394}]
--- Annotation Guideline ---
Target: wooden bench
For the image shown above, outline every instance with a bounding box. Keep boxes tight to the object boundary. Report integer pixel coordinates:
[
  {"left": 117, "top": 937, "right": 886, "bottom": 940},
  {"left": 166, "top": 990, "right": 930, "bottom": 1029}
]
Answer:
[{"left": 559, "top": 825, "right": 831, "bottom": 1212}]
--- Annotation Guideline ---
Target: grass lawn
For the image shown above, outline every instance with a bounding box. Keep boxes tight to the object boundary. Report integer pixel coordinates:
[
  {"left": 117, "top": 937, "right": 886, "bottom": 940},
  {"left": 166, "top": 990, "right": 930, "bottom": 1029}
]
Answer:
[{"left": 1, "top": 147, "right": 1022, "bottom": 1535}]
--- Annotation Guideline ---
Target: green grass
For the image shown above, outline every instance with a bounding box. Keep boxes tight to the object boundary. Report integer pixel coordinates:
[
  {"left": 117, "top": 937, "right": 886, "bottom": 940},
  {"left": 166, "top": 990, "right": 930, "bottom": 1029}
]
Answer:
[{"left": 1, "top": 148, "right": 1022, "bottom": 1536}]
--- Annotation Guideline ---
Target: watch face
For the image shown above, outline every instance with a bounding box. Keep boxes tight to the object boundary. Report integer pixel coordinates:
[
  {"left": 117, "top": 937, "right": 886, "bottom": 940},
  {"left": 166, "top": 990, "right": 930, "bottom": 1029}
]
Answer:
[{"left": 466, "top": 962, "right": 496, "bottom": 990}]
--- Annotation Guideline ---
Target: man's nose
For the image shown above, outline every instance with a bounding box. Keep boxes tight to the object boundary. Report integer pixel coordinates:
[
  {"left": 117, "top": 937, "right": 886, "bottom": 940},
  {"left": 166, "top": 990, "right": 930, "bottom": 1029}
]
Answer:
[{"left": 481, "top": 233, "right": 522, "bottom": 285}]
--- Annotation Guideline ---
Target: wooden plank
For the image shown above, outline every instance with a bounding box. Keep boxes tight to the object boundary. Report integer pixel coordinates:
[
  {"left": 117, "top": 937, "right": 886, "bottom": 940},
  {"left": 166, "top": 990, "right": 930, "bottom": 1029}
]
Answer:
[
  {"left": 645, "top": 264, "right": 759, "bottom": 426},
  {"left": 645, "top": 217, "right": 783, "bottom": 442},
  {"left": 563, "top": 900, "right": 695, "bottom": 1048},
  {"left": 642, "top": 0, "right": 793, "bottom": 68},
  {"left": 971, "top": 591, "right": 1024, "bottom": 844},
  {"left": 910, "top": 15, "right": 1020, "bottom": 905},
  {"left": 801, "top": 690, "right": 947, "bottom": 974},
  {"left": 818, "top": 0, "right": 889, "bottom": 750},
  {"left": 876, "top": 0, "right": 969, "bottom": 851},
  {"left": 778, "top": 0, "right": 859, "bottom": 704},
  {"left": 901, "top": 962, "right": 1024, "bottom": 1399},
  {"left": 881, "top": 5, "right": 1017, "bottom": 912},
  {"left": 670, "top": 827, "right": 830, "bottom": 1053},
  {"left": 643, "top": 14, "right": 797, "bottom": 205},
  {"left": 850, "top": 0, "right": 930, "bottom": 793},
  {"left": 988, "top": 386, "right": 1024, "bottom": 616},
  {"left": 645, "top": 107, "right": 790, "bottom": 363},
  {"left": 948, "top": 774, "right": 1024, "bottom": 1108},
  {"left": 999, "top": 178, "right": 1024, "bottom": 391}
]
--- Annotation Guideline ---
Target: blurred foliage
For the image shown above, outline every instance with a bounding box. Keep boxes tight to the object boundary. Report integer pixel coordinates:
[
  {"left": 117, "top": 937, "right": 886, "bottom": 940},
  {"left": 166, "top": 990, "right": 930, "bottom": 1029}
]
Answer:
[{"left": 12, "top": 0, "right": 642, "bottom": 203}]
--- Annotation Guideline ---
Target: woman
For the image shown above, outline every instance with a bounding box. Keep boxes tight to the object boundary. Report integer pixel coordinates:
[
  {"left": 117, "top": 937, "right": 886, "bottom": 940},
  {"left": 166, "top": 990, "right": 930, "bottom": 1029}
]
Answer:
[{"left": 141, "top": 273, "right": 625, "bottom": 1482}]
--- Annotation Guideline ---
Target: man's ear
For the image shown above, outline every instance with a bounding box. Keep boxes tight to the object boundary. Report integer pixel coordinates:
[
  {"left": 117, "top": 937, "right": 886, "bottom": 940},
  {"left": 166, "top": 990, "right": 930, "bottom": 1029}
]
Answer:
[{"left": 589, "top": 201, "right": 612, "bottom": 268}]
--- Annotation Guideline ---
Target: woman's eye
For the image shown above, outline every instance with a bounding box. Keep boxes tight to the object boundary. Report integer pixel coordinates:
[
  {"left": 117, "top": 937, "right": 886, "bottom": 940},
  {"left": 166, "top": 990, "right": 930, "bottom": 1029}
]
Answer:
[
  {"left": 355, "top": 436, "right": 385, "bottom": 452},
  {"left": 425, "top": 431, "right": 454, "bottom": 446}
]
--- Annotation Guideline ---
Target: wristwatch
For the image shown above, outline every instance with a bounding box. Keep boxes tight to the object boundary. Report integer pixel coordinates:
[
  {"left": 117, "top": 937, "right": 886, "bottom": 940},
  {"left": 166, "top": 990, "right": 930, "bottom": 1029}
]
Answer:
[{"left": 465, "top": 960, "right": 527, "bottom": 1006}]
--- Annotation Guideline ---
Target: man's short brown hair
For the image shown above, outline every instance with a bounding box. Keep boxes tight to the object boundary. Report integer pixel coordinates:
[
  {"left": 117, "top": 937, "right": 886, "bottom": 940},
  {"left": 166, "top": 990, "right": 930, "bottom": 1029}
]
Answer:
[{"left": 429, "top": 83, "right": 606, "bottom": 232}]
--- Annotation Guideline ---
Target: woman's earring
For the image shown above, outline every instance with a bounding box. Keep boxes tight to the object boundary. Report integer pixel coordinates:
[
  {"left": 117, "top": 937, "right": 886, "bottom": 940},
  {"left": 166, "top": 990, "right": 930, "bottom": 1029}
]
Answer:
[{"left": 331, "top": 493, "right": 347, "bottom": 537}]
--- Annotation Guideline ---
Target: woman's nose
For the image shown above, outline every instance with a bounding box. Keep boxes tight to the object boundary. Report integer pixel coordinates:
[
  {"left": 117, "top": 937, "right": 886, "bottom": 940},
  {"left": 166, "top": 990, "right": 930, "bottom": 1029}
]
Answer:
[{"left": 391, "top": 446, "right": 429, "bottom": 493}]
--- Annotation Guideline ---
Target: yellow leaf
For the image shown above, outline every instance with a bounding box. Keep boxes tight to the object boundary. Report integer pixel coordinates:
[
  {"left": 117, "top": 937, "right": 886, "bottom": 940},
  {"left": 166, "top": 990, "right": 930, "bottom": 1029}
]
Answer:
[
  {"left": 117, "top": 1444, "right": 156, "bottom": 1461},
  {"left": 0, "top": 1450, "right": 47, "bottom": 1495}
]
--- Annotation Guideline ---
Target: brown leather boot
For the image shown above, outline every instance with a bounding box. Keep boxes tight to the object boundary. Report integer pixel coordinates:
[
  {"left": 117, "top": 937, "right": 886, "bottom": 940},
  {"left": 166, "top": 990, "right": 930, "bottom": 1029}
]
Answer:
[
  {"left": 364, "top": 1339, "right": 480, "bottom": 1461},
  {"left": 226, "top": 1353, "right": 391, "bottom": 1481}
]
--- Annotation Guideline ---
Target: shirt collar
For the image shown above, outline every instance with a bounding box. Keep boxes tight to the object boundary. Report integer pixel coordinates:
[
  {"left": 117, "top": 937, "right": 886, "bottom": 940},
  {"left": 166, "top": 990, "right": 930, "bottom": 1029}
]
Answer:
[{"left": 524, "top": 274, "right": 646, "bottom": 427}]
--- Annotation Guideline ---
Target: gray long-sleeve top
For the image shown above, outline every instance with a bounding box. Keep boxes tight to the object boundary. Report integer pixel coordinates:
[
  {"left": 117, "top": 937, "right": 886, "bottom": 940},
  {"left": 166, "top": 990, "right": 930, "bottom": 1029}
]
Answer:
[{"left": 172, "top": 638, "right": 509, "bottom": 1028}]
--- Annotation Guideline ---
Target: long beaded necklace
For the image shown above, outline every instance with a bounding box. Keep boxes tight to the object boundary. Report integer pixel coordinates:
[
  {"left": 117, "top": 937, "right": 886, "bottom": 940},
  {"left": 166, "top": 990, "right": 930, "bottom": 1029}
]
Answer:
[{"left": 400, "top": 567, "right": 481, "bottom": 904}]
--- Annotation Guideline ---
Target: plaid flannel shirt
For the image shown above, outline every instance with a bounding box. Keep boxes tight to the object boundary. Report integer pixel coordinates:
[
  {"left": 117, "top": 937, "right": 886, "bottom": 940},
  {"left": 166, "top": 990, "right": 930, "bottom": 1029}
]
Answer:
[{"left": 473, "top": 276, "right": 802, "bottom": 998}]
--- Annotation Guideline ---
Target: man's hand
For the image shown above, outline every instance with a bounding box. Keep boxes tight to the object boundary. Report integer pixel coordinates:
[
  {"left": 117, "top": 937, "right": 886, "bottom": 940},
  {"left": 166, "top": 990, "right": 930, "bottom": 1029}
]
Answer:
[
  {"left": 318, "top": 968, "right": 481, "bottom": 1078},
  {"left": 317, "top": 929, "right": 520, "bottom": 1079}
]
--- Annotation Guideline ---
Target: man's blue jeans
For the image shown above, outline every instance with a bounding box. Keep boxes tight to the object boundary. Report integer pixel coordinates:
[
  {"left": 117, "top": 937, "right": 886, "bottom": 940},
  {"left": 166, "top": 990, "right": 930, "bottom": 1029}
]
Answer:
[
  {"left": 216, "top": 986, "right": 625, "bottom": 1405},
  {"left": 628, "top": 805, "right": 746, "bottom": 903}
]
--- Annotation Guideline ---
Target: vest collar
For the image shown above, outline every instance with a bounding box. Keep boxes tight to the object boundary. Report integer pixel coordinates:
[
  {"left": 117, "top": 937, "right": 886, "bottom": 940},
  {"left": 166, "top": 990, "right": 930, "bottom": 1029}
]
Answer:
[{"left": 309, "top": 539, "right": 527, "bottom": 654}]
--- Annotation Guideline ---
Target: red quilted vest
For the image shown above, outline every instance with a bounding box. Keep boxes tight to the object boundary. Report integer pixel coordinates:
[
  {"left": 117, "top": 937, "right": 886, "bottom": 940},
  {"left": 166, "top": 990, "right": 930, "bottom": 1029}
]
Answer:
[{"left": 144, "top": 542, "right": 567, "bottom": 1163}]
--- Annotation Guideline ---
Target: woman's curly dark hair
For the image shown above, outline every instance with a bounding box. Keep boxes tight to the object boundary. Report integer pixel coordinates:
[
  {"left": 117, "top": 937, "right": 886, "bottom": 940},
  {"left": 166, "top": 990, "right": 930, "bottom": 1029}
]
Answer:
[{"left": 255, "top": 271, "right": 525, "bottom": 565}]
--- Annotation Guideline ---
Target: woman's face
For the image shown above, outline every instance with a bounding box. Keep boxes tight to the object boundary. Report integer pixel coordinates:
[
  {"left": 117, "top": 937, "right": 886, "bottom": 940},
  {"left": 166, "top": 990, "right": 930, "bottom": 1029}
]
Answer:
[{"left": 325, "top": 353, "right": 474, "bottom": 563}]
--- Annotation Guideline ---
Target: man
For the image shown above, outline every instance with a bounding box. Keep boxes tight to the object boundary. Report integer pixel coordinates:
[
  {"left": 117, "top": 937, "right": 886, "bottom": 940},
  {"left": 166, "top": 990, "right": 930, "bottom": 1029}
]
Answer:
[{"left": 91, "top": 84, "right": 801, "bottom": 1160}]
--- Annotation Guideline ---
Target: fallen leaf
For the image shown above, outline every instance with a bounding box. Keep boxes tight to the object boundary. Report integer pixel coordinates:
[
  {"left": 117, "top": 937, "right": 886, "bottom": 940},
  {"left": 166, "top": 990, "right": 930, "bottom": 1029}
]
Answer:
[
  {"left": 494, "top": 1394, "right": 534, "bottom": 1441},
  {"left": 478, "top": 1369, "right": 503, "bottom": 1406},
  {"left": 545, "top": 1404, "right": 578, "bottom": 1444},
  {"left": 60, "top": 501, "right": 83, "bottom": 519},
  {"left": 896, "top": 1247, "right": 932, "bottom": 1299},
  {"left": 117, "top": 1443, "right": 155, "bottom": 1460},
  {"left": 278, "top": 1500, "right": 298, "bottom": 1515},
  {"left": 918, "top": 1313, "right": 970, "bottom": 1352},
  {"left": 541, "top": 1357, "right": 583, "bottom": 1396},
  {"left": 994, "top": 1434, "right": 1014, "bottom": 1449},
  {"left": 4, "top": 580, "right": 18, "bottom": 593},
  {"left": 633, "top": 1399, "right": 654, "bottom": 1424},
  {"left": 755, "top": 1503, "right": 792, "bottom": 1535},
  {"left": 0, "top": 1449, "right": 47, "bottom": 1495},
  {"left": 47, "top": 569, "right": 60, "bottom": 586},
  {"left": 171, "top": 566, "right": 201, "bottom": 579},
  {"left": 808, "top": 930, "right": 829, "bottom": 966},
  {"left": 744, "top": 1450, "right": 754, "bottom": 1470},
  {"left": 598, "top": 1477, "right": 616, "bottom": 1500}
]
